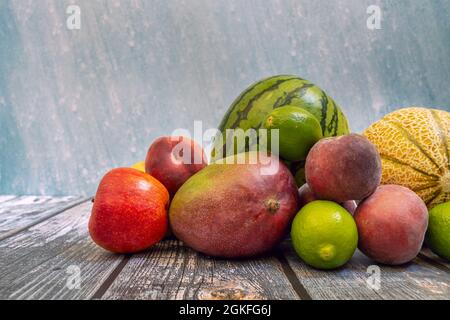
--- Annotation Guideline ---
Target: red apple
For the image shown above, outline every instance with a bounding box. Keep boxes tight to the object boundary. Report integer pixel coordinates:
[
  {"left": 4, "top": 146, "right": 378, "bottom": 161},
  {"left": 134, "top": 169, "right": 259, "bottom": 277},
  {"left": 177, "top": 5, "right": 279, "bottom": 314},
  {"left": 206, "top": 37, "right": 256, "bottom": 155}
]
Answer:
[
  {"left": 89, "top": 168, "right": 169, "bottom": 253},
  {"left": 145, "top": 136, "right": 208, "bottom": 196}
]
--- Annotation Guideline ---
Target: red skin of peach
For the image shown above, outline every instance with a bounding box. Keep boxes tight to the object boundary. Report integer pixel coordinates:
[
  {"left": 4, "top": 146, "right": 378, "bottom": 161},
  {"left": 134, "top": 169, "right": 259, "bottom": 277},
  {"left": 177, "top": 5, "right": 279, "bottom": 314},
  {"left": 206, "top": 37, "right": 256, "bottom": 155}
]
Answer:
[
  {"left": 298, "top": 183, "right": 357, "bottom": 215},
  {"left": 145, "top": 136, "right": 208, "bottom": 197},
  {"left": 170, "top": 155, "right": 300, "bottom": 258},
  {"left": 89, "top": 168, "right": 169, "bottom": 253},
  {"left": 354, "top": 185, "right": 428, "bottom": 265},
  {"left": 305, "top": 134, "right": 382, "bottom": 202}
]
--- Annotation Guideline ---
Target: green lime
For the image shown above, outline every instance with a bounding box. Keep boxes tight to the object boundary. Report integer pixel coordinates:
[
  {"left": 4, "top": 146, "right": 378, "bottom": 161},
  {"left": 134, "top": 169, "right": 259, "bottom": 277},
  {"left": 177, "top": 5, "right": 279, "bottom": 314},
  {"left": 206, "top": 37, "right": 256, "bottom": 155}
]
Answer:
[
  {"left": 264, "top": 106, "right": 323, "bottom": 162},
  {"left": 427, "top": 202, "right": 450, "bottom": 261},
  {"left": 291, "top": 200, "right": 358, "bottom": 270}
]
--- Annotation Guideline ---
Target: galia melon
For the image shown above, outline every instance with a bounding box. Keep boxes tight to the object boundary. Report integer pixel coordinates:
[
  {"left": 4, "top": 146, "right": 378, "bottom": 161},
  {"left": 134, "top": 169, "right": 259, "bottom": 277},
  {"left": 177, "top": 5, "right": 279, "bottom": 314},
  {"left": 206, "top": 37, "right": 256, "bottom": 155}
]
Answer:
[{"left": 364, "top": 107, "right": 450, "bottom": 208}]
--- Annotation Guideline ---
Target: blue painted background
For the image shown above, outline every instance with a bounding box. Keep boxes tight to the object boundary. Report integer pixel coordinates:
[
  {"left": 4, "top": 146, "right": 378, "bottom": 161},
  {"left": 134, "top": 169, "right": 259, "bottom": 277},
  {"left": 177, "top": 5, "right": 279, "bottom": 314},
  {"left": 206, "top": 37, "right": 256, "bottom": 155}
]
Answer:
[{"left": 0, "top": 0, "right": 449, "bottom": 196}]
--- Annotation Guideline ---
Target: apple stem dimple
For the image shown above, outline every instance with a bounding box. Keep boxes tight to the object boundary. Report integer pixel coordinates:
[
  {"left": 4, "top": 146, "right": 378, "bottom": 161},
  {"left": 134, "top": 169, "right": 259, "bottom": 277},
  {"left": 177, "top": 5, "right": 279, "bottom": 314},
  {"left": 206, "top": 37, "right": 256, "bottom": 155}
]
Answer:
[{"left": 265, "top": 198, "right": 280, "bottom": 214}]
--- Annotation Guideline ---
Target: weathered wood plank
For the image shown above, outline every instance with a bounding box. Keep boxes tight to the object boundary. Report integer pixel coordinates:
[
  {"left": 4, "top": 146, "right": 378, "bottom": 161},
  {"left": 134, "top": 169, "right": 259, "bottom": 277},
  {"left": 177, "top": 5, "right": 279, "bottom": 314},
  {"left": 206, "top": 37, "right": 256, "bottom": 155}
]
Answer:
[
  {"left": 282, "top": 242, "right": 450, "bottom": 300},
  {"left": 419, "top": 247, "right": 450, "bottom": 270},
  {"left": 0, "top": 201, "right": 123, "bottom": 300},
  {"left": 0, "top": 196, "right": 86, "bottom": 240},
  {"left": 1, "top": 196, "right": 448, "bottom": 300},
  {"left": 101, "top": 240, "right": 301, "bottom": 300},
  {"left": 0, "top": 196, "right": 19, "bottom": 204}
]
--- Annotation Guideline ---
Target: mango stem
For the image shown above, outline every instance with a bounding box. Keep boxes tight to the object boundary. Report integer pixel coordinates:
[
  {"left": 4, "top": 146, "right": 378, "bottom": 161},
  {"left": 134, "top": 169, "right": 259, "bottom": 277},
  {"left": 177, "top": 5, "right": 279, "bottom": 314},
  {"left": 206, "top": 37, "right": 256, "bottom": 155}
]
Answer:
[{"left": 265, "top": 198, "right": 280, "bottom": 214}]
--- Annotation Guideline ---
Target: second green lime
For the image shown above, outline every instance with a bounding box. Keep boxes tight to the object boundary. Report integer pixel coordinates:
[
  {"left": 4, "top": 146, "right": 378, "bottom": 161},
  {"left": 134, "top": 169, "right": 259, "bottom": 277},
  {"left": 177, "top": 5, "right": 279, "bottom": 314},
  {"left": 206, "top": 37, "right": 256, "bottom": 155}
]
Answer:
[
  {"left": 264, "top": 105, "right": 323, "bottom": 161},
  {"left": 427, "top": 201, "right": 450, "bottom": 261},
  {"left": 291, "top": 200, "right": 358, "bottom": 270}
]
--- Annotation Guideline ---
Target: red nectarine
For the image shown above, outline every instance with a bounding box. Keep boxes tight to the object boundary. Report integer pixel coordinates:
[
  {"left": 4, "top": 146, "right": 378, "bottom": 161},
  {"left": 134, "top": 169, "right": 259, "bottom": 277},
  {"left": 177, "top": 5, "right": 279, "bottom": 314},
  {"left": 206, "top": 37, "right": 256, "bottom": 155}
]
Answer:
[{"left": 145, "top": 136, "right": 207, "bottom": 196}]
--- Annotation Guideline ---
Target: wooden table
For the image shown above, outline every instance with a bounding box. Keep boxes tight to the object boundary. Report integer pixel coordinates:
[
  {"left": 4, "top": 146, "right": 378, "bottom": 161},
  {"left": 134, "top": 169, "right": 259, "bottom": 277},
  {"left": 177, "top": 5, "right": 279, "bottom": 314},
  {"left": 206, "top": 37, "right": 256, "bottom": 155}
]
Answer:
[{"left": 0, "top": 196, "right": 449, "bottom": 300}]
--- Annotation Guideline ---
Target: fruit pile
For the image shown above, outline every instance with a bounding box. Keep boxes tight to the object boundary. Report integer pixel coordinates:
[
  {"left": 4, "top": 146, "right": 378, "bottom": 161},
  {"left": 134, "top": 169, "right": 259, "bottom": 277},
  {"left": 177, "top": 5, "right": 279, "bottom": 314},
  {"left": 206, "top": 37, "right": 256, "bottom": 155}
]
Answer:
[{"left": 88, "top": 75, "right": 450, "bottom": 269}]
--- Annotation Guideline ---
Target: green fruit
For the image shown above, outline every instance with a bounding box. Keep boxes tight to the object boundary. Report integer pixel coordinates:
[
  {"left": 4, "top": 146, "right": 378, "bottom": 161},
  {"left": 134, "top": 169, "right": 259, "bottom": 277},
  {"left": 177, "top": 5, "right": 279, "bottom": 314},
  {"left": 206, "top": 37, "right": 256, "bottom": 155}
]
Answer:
[
  {"left": 264, "top": 106, "right": 323, "bottom": 161},
  {"left": 291, "top": 200, "right": 358, "bottom": 270},
  {"left": 211, "top": 75, "right": 350, "bottom": 162},
  {"left": 427, "top": 202, "right": 450, "bottom": 261},
  {"left": 287, "top": 160, "right": 306, "bottom": 187},
  {"left": 294, "top": 167, "right": 306, "bottom": 187}
]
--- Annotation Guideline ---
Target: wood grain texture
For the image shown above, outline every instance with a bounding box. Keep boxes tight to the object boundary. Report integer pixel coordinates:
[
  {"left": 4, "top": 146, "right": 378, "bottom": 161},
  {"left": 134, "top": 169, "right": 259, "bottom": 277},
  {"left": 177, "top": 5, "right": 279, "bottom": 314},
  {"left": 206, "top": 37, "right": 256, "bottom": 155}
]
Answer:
[
  {"left": 0, "top": 196, "right": 85, "bottom": 239},
  {"left": 0, "top": 201, "right": 123, "bottom": 300},
  {"left": 101, "top": 240, "right": 300, "bottom": 300},
  {"left": 0, "top": 199, "right": 448, "bottom": 300},
  {"left": 282, "top": 242, "right": 450, "bottom": 300},
  {"left": 419, "top": 247, "right": 450, "bottom": 270},
  {"left": 0, "top": 196, "right": 19, "bottom": 203}
]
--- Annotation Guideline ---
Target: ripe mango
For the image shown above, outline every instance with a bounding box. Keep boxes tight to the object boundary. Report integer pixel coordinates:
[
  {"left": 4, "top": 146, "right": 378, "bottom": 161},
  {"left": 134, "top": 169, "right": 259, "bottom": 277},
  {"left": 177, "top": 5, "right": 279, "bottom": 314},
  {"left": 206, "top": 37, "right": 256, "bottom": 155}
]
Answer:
[{"left": 169, "top": 152, "right": 299, "bottom": 258}]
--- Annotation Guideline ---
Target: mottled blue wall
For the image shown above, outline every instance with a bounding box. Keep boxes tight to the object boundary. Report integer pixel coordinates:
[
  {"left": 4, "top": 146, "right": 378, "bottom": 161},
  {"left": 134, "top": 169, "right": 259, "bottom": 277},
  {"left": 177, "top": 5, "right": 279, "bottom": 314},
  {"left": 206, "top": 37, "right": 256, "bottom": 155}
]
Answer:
[{"left": 1, "top": 0, "right": 449, "bottom": 196}]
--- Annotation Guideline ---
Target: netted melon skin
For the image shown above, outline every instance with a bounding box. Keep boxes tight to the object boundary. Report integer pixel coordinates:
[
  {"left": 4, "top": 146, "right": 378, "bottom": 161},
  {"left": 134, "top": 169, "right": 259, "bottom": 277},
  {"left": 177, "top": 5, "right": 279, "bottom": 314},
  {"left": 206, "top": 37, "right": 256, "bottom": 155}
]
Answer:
[{"left": 364, "top": 107, "right": 450, "bottom": 209}]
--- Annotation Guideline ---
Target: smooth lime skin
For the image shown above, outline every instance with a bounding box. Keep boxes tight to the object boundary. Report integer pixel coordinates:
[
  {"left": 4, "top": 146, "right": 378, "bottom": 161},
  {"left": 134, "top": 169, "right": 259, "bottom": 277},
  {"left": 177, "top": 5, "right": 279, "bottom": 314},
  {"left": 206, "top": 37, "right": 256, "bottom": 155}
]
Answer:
[
  {"left": 427, "top": 202, "right": 450, "bottom": 261},
  {"left": 291, "top": 200, "right": 358, "bottom": 270},
  {"left": 264, "top": 106, "right": 323, "bottom": 162}
]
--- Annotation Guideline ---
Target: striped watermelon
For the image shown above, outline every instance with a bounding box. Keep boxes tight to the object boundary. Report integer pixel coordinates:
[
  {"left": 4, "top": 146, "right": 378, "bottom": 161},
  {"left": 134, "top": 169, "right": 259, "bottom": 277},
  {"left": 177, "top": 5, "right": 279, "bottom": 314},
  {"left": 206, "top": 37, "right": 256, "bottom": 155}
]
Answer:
[{"left": 211, "top": 75, "right": 350, "bottom": 161}]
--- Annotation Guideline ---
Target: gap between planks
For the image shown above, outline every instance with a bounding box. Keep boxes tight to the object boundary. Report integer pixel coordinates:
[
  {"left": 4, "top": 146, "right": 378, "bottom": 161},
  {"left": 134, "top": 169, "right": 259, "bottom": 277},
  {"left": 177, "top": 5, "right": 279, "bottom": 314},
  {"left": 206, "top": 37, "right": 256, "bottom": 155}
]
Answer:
[
  {"left": 96, "top": 240, "right": 302, "bottom": 300},
  {"left": 274, "top": 249, "right": 312, "bottom": 300},
  {"left": 89, "top": 245, "right": 308, "bottom": 300},
  {"left": 0, "top": 197, "right": 92, "bottom": 242},
  {"left": 281, "top": 241, "right": 450, "bottom": 300},
  {"left": 0, "top": 201, "right": 123, "bottom": 299},
  {"left": 91, "top": 255, "right": 131, "bottom": 299},
  {"left": 417, "top": 253, "right": 450, "bottom": 274}
]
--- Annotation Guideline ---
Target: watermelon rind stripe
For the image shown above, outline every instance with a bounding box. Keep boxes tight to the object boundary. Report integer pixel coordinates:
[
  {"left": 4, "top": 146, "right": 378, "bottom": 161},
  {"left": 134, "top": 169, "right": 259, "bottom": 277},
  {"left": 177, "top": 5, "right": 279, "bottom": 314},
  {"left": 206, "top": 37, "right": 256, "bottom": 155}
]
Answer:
[
  {"left": 319, "top": 91, "right": 328, "bottom": 136},
  {"left": 219, "top": 75, "right": 299, "bottom": 130}
]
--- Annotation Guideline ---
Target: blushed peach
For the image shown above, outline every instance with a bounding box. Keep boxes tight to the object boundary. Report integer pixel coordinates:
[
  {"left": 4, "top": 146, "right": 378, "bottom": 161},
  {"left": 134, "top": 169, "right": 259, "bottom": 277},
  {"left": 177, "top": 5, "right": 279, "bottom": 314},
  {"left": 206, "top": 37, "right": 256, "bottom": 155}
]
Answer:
[
  {"left": 354, "top": 185, "right": 428, "bottom": 265},
  {"left": 305, "top": 134, "right": 381, "bottom": 202}
]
